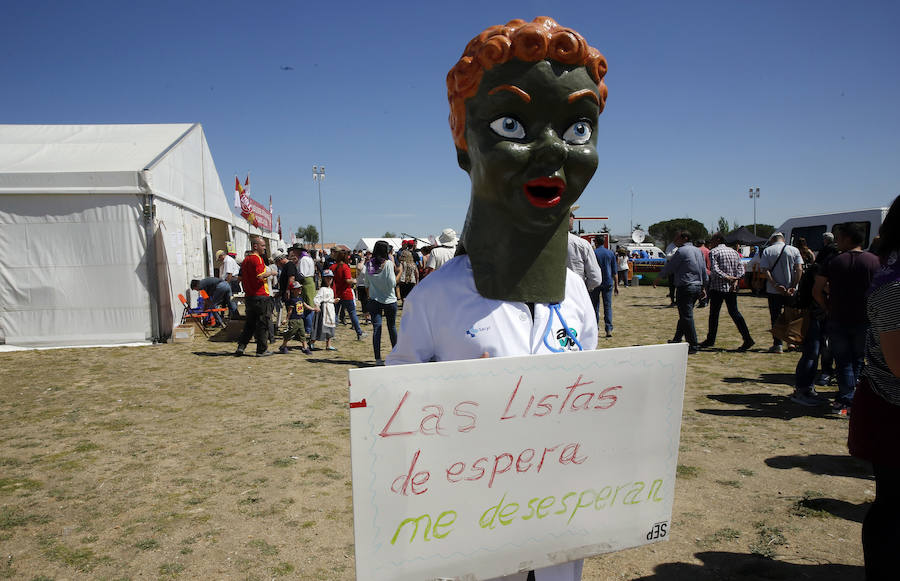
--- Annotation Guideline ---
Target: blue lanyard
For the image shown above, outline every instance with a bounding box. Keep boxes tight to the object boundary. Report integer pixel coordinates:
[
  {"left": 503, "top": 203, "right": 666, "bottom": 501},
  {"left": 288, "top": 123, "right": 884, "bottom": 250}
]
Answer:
[{"left": 541, "top": 303, "right": 584, "bottom": 353}]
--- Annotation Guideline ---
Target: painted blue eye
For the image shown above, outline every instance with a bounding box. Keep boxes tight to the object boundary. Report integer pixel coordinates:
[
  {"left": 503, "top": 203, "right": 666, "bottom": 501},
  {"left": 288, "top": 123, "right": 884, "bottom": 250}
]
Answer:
[
  {"left": 489, "top": 116, "right": 525, "bottom": 139},
  {"left": 563, "top": 120, "right": 592, "bottom": 145}
]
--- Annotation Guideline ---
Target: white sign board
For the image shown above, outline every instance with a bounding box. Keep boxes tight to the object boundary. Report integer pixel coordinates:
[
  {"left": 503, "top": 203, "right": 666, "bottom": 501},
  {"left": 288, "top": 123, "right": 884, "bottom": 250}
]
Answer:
[{"left": 349, "top": 344, "right": 687, "bottom": 581}]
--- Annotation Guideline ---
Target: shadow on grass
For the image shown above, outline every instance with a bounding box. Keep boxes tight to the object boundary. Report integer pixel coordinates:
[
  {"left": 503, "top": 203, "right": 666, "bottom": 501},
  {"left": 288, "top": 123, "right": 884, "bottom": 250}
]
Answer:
[
  {"left": 794, "top": 497, "right": 871, "bottom": 522},
  {"left": 306, "top": 357, "right": 373, "bottom": 367},
  {"left": 722, "top": 373, "right": 794, "bottom": 386},
  {"left": 192, "top": 351, "right": 239, "bottom": 357},
  {"left": 696, "top": 393, "right": 838, "bottom": 420},
  {"left": 765, "top": 453, "right": 873, "bottom": 480},
  {"left": 629, "top": 303, "right": 675, "bottom": 309},
  {"left": 632, "top": 551, "right": 862, "bottom": 580}
]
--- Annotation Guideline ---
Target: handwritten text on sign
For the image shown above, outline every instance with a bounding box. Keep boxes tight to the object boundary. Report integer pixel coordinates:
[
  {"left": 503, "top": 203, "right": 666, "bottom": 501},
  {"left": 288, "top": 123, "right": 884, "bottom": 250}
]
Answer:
[{"left": 349, "top": 344, "right": 687, "bottom": 581}]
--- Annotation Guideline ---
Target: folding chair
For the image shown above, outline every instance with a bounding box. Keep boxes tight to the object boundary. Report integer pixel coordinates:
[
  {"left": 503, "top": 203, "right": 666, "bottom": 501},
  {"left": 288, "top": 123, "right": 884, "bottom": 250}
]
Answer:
[{"left": 178, "top": 293, "right": 212, "bottom": 337}]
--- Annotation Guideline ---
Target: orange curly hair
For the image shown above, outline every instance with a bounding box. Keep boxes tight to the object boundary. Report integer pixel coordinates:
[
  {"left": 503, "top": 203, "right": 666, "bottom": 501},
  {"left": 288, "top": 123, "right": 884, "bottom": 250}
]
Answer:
[{"left": 447, "top": 16, "right": 608, "bottom": 150}]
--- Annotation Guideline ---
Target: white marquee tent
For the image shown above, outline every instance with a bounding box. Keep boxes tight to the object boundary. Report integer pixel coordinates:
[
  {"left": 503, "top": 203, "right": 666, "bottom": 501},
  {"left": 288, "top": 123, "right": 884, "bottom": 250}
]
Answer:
[
  {"left": 0, "top": 123, "right": 277, "bottom": 347},
  {"left": 352, "top": 237, "right": 431, "bottom": 253}
]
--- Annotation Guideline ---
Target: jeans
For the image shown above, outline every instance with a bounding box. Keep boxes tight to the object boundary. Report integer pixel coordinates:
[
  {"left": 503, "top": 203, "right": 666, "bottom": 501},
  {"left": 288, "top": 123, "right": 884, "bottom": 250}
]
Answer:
[
  {"left": 302, "top": 309, "right": 315, "bottom": 341},
  {"left": 368, "top": 299, "right": 398, "bottom": 360},
  {"left": 589, "top": 285, "right": 613, "bottom": 334},
  {"left": 672, "top": 284, "right": 701, "bottom": 347},
  {"left": 828, "top": 320, "right": 866, "bottom": 404},
  {"left": 340, "top": 299, "right": 363, "bottom": 336},
  {"left": 794, "top": 315, "right": 825, "bottom": 392},
  {"left": 766, "top": 293, "right": 789, "bottom": 346},
  {"left": 705, "top": 290, "right": 752, "bottom": 344},
  {"left": 237, "top": 295, "right": 272, "bottom": 353},
  {"left": 208, "top": 281, "right": 233, "bottom": 326},
  {"left": 618, "top": 269, "right": 629, "bottom": 286}
]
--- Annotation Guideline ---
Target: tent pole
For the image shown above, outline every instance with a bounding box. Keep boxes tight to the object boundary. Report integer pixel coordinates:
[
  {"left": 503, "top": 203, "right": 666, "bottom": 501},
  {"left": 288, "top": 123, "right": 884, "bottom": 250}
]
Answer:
[{"left": 141, "top": 191, "right": 161, "bottom": 342}]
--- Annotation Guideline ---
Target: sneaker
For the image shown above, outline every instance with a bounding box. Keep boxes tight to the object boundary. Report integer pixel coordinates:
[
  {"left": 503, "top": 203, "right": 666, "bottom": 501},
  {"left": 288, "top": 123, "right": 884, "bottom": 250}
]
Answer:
[
  {"left": 357, "top": 332, "right": 367, "bottom": 340},
  {"left": 831, "top": 402, "right": 851, "bottom": 417},
  {"left": 688, "top": 346, "right": 700, "bottom": 355},
  {"left": 816, "top": 374, "right": 832, "bottom": 386},
  {"left": 790, "top": 391, "right": 828, "bottom": 407},
  {"left": 278, "top": 346, "right": 289, "bottom": 355},
  {"left": 302, "top": 348, "right": 312, "bottom": 355},
  {"left": 375, "top": 358, "right": 384, "bottom": 366},
  {"left": 767, "top": 345, "right": 783, "bottom": 354},
  {"left": 667, "top": 338, "right": 681, "bottom": 344},
  {"left": 256, "top": 351, "right": 273, "bottom": 357},
  {"left": 326, "top": 346, "right": 338, "bottom": 351},
  {"left": 605, "top": 331, "right": 613, "bottom": 338},
  {"left": 234, "top": 344, "right": 246, "bottom": 357},
  {"left": 698, "top": 339, "right": 714, "bottom": 349},
  {"left": 737, "top": 339, "right": 755, "bottom": 352}
]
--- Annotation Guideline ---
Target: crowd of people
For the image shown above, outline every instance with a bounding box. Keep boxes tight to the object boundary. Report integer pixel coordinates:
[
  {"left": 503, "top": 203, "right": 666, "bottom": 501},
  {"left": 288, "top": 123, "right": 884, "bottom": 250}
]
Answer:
[
  {"left": 182, "top": 10, "right": 898, "bottom": 574},
  {"left": 194, "top": 228, "right": 462, "bottom": 364}
]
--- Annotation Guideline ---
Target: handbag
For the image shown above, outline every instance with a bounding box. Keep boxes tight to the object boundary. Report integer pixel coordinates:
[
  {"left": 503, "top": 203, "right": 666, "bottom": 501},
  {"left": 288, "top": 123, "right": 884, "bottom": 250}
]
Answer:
[{"left": 770, "top": 305, "right": 809, "bottom": 344}]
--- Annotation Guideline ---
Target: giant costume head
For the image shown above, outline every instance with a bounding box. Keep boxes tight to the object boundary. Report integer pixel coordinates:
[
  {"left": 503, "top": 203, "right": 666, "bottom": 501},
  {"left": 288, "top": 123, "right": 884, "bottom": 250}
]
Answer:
[{"left": 447, "top": 17, "right": 608, "bottom": 302}]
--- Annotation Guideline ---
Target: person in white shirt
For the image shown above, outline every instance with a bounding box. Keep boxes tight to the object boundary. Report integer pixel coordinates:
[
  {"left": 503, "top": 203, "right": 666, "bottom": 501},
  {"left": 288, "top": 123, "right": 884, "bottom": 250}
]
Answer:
[
  {"left": 216, "top": 249, "right": 241, "bottom": 317},
  {"left": 424, "top": 228, "right": 458, "bottom": 272},
  {"left": 565, "top": 205, "right": 603, "bottom": 291},
  {"left": 387, "top": 16, "right": 608, "bottom": 581},
  {"left": 759, "top": 231, "right": 804, "bottom": 353}
]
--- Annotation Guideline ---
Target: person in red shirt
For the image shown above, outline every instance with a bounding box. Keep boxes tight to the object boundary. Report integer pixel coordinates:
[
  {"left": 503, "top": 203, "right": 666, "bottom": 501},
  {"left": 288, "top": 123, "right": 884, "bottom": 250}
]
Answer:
[
  {"left": 235, "top": 235, "right": 274, "bottom": 356},
  {"left": 332, "top": 249, "right": 365, "bottom": 340}
]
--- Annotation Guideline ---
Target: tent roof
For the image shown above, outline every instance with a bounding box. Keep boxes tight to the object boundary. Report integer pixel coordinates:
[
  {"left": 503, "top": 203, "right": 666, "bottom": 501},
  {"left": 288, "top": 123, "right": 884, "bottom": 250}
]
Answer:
[
  {"left": 0, "top": 124, "right": 194, "bottom": 174},
  {"left": 0, "top": 123, "right": 234, "bottom": 223},
  {"left": 724, "top": 226, "right": 768, "bottom": 245},
  {"left": 353, "top": 237, "right": 412, "bottom": 252}
]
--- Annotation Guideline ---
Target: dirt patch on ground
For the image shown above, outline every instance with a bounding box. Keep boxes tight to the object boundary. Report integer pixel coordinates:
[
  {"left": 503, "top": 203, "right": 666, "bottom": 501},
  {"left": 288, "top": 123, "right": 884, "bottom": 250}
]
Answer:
[{"left": 0, "top": 287, "right": 867, "bottom": 580}]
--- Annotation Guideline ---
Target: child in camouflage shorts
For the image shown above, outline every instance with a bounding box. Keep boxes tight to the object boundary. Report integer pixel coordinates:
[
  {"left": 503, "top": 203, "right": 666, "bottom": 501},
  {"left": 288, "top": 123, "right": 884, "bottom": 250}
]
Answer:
[{"left": 278, "top": 281, "right": 317, "bottom": 354}]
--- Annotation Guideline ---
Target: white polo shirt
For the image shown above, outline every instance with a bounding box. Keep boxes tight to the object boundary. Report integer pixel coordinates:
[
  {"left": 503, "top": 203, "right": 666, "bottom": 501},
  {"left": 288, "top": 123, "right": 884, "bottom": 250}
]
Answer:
[
  {"left": 385, "top": 254, "right": 594, "bottom": 581},
  {"left": 387, "top": 255, "right": 597, "bottom": 364}
]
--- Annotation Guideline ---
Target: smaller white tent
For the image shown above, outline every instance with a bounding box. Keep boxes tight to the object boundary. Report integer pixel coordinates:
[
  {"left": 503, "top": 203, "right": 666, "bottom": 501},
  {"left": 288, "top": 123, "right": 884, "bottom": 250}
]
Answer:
[
  {"left": 0, "top": 123, "right": 254, "bottom": 347},
  {"left": 353, "top": 237, "right": 426, "bottom": 253}
]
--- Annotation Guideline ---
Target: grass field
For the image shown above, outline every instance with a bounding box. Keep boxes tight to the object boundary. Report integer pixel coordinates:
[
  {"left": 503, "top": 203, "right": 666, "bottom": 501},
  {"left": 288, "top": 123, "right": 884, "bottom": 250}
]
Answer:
[{"left": 0, "top": 286, "right": 867, "bottom": 580}]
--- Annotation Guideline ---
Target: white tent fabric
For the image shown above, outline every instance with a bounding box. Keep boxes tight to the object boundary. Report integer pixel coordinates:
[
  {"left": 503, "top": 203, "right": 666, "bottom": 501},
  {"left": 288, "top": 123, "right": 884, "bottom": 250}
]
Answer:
[
  {"left": 0, "top": 123, "right": 242, "bottom": 347},
  {"left": 353, "top": 237, "right": 412, "bottom": 253}
]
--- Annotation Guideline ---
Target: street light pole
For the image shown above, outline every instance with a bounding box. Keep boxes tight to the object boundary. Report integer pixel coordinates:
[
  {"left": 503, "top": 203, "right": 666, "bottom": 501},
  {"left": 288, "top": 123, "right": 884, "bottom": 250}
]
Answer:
[
  {"left": 313, "top": 165, "right": 326, "bottom": 256},
  {"left": 748, "top": 187, "right": 760, "bottom": 235}
]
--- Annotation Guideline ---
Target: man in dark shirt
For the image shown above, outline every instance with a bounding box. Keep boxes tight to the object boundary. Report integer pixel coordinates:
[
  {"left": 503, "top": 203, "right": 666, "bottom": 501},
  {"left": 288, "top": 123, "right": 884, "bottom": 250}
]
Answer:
[
  {"left": 813, "top": 222, "right": 881, "bottom": 411},
  {"left": 654, "top": 231, "right": 709, "bottom": 354},
  {"left": 591, "top": 239, "right": 618, "bottom": 337},
  {"left": 190, "top": 277, "right": 231, "bottom": 326},
  {"left": 278, "top": 250, "right": 299, "bottom": 302}
]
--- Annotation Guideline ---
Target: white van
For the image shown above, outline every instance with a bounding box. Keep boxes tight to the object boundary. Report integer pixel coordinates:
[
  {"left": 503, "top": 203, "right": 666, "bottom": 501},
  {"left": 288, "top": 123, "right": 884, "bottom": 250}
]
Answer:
[{"left": 777, "top": 207, "right": 888, "bottom": 252}]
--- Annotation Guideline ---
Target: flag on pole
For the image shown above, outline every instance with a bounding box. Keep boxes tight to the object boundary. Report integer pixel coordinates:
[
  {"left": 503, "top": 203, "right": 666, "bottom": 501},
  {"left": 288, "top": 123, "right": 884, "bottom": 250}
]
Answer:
[
  {"left": 269, "top": 195, "right": 273, "bottom": 216},
  {"left": 277, "top": 215, "right": 282, "bottom": 240},
  {"left": 233, "top": 176, "right": 242, "bottom": 210}
]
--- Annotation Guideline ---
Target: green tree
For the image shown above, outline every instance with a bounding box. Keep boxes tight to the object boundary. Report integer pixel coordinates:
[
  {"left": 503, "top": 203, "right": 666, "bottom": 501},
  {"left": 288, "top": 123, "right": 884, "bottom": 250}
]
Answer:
[
  {"left": 739, "top": 223, "right": 776, "bottom": 240},
  {"left": 383, "top": 231, "right": 397, "bottom": 238},
  {"left": 295, "top": 224, "right": 319, "bottom": 245},
  {"left": 715, "top": 216, "right": 731, "bottom": 236},
  {"left": 648, "top": 218, "right": 710, "bottom": 248}
]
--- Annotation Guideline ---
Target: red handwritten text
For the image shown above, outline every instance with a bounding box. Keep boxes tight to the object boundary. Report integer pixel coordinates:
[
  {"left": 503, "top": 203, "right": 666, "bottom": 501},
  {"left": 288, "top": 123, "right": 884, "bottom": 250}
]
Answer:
[{"left": 500, "top": 375, "right": 622, "bottom": 421}]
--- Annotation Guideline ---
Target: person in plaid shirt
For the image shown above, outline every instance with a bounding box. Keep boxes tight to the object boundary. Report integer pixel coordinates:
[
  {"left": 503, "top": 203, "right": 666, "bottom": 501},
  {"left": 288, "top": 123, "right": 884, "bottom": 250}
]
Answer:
[{"left": 699, "top": 234, "right": 755, "bottom": 351}]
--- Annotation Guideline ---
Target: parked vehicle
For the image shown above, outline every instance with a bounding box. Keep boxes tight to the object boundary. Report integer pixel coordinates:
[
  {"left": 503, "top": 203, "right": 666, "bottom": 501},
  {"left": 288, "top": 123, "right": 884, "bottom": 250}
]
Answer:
[{"left": 777, "top": 207, "right": 888, "bottom": 252}]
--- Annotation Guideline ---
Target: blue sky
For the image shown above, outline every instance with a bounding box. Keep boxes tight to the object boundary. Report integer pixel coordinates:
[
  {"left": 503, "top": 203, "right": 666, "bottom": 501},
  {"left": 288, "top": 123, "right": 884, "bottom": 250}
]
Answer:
[{"left": 3, "top": 0, "right": 898, "bottom": 245}]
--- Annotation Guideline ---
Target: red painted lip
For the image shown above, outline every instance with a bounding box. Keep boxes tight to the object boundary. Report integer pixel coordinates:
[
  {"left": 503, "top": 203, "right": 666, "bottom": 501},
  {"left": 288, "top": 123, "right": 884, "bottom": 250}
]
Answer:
[{"left": 523, "top": 177, "right": 566, "bottom": 208}]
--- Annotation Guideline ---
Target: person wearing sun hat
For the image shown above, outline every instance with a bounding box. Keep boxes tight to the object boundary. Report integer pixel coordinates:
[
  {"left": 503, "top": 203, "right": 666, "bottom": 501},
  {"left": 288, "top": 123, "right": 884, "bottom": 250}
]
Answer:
[
  {"left": 566, "top": 203, "right": 603, "bottom": 292},
  {"left": 312, "top": 269, "right": 338, "bottom": 351}
]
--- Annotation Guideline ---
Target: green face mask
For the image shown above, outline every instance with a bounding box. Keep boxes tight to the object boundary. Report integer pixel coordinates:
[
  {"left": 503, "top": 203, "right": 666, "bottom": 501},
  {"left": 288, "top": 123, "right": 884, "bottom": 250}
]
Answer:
[{"left": 457, "top": 59, "right": 600, "bottom": 302}]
